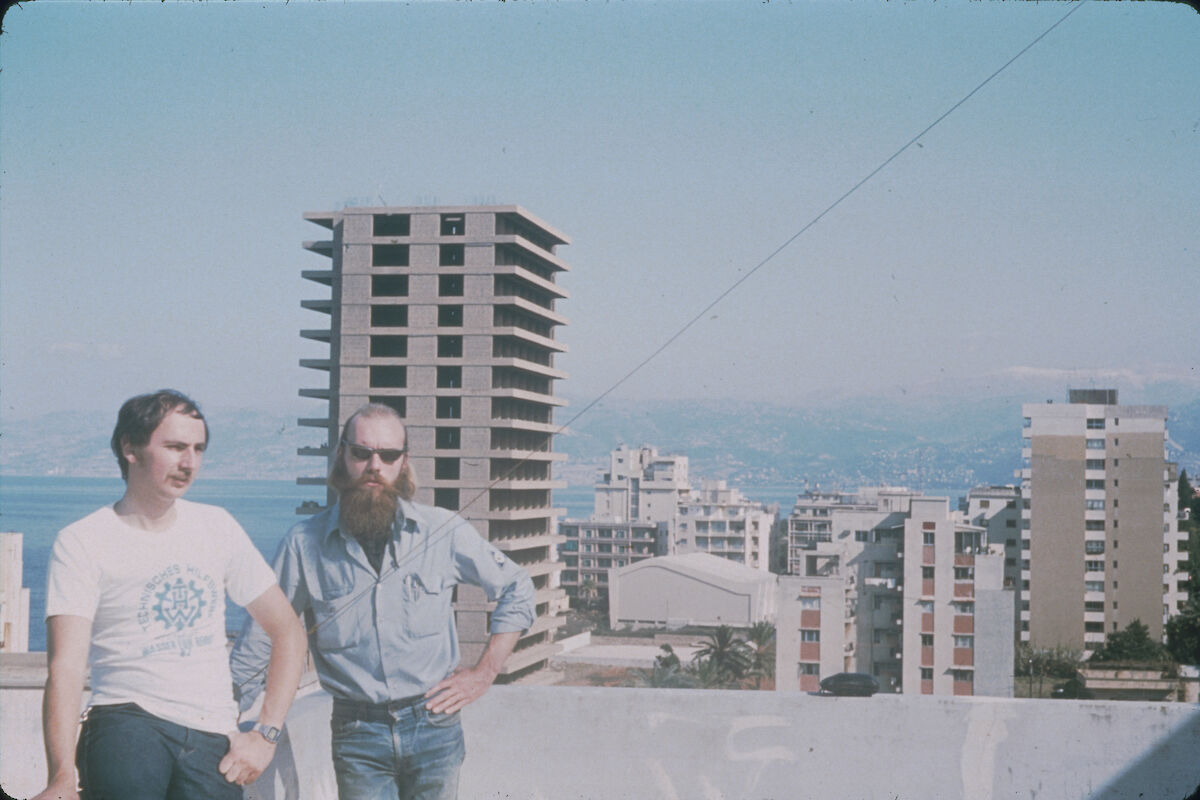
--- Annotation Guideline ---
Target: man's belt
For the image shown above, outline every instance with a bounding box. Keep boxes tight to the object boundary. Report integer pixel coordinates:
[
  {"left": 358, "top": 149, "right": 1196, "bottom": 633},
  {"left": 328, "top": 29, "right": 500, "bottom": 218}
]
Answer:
[{"left": 333, "top": 694, "right": 426, "bottom": 722}]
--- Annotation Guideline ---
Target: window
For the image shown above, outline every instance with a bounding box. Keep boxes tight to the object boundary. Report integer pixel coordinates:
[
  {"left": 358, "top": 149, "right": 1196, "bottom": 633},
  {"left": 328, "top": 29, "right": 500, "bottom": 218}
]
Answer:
[
  {"left": 1086, "top": 499, "right": 1105, "bottom": 510},
  {"left": 439, "top": 244, "right": 465, "bottom": 266},
  {"left": 440, "top": 213, "right": 465, "bottom": 236},
  {"left": 436, "top": 366, "right": 461, "bottom": 388},
  {"left": 800, "top": 630, "right": 820, "bottom": 642},
  {"left": 921, "top": 668, "right": 933, "bottom": 680},
  {"left": 1087, "top": 418, "right": 1105, "bottom": 430},
  {"left": 920, "top": 634, "right": 934, "bottom": 646},
  {"left": 369, "top": 366, "right": 406, "bottom": 388},
  {"left": 371, "top": 275, "right": 408, "bottom": 297},
  {"left": 954, "top": 567, "right": 974, "bottom": 580},
  {"left": 1086, "top": 479, "right": 1105, "bottom": 490},
  {"left": 437, "top": 335, "right": 463, "bottom": 358},
  {"left": 1085, "top": 580, "right": 1105, "bottom": 593},
  {"left": 855, "top": 530, "right": 870, "bottom": 542},
  {"left": 1085, "top": 621, "right": 1105, "bottom": 633},
  {"left": 370, "top": 335, "right": 407, "bottom": 358},
  {"left": 953, "top": 636, "right": 974, "bottom": 649},
  {"left": 368, "top": 395, "right": 405, "bottom": 417},
  {"left": 1086, "top": 439, "right": 1105, "bottom": 450},
  {"left": 953, "top": 602, "right": 974, "bottom": 616},
  {"left": 372, "top": 244, "right": 409, "bottom": 267},
  {"left": 1006, "top": 519, "right": 1017, "bottom": 528},
  {"left": 438, "top": 305, "right": 463, "bottom": 327},
  {"left": 439, "top": 274, "right": 464, "bottom": 296},
  {"left": 1085, "top": 560, "right": 1105, "bottom": 573},
  {"left": 922, "top": 567, "right": 935, "bottom": 579},
  {"left": 434, "top": 458, "right": 460, "bottom": 480},
  {"left": 923, "top": 532, "right": 935, "bottom": 545},
  {"left": 370, "top": 305, "right": 408, "bottom": 327},
  {"left": 436, "top": 396, "right": 461, "bottom": 419},
  {"left": 797, "top": 596, "right": 820, "bottom": 609},
  {"left": 1086, "top": 520, "right": 1105, "bottom": 531},
  {"left": 1086, "top": 459, "right": 1105, "bottom": 470},
  {"left": 433, "top": 488, "right": 459, "bottom": 510},
  {"left": 1085, "top": 541, "right": 1106, "bottom": 555},
  {"left": 435, "top": 427, "right": 461, "bottom": 449},
  {"left": 798, "top": 664, "right": 820, "bottom": 676},
  {"left": 373, "top": 213, "right": 410, "bottom": 237},
  {"left": 1085, "top": 601, "right": 1105, "bottom": 613}
]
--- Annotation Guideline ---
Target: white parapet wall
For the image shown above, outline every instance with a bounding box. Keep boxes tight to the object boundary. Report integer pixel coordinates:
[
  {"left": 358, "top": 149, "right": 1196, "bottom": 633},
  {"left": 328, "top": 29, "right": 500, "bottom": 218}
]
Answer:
[{"left": 3, "top": 682, "right": 1199, "bottom": 800}]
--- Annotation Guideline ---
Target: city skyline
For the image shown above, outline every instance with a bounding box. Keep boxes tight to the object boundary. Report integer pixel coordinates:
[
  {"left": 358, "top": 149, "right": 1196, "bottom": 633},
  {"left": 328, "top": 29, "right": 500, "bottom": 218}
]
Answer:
[{"left": 2, "top": 2, "right": 1197, "bottom": 422}]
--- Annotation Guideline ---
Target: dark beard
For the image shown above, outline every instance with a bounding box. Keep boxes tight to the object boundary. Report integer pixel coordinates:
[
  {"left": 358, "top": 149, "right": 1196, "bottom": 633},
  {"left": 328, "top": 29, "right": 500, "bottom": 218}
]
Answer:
[{"left": 339, "top": 478, "right": 400, "bottom": 542}]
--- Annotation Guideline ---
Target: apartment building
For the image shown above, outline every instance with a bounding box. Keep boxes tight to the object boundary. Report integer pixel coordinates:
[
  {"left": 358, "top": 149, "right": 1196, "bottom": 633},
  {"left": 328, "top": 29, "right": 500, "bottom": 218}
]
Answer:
[
  {"left": 964, "top": 485, "right": 1023, "bottom": 633},
  {"left": 593, "top": 444, "right": 690, "bottom": 523},
  {"left": 558, "top": 519, "right": 662, "bottom": 602},
  {"left": 1020, "top": 389, "right": 1186, "bottom": 654},
  {"left": 780, "top": 488, "right": 1013, "bottom": 696},
  {"left": 0, "top": 533, "right": 30, "bottom": 653},
  {"left": 298, "top": 205, "right": 570, "bottom": 679},
  {"left": 675, "top": 480, "right": 775, "bottom": 571}
]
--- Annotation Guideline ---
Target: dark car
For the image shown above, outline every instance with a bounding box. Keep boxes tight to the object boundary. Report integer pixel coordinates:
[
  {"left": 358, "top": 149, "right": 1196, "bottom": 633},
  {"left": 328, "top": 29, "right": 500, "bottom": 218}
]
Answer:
[{"left": 819, "top": 672, "right": 880, "bottom": 696}]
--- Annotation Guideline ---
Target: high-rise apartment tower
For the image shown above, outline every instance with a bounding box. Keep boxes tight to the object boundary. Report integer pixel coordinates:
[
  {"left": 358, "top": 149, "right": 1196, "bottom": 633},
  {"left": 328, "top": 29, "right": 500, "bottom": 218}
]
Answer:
[
  {"left": 298, "top": 205, "right": 571, "bottom": 679},
  {"left": 1020, "top": 389, "right": 1185, "bottom": 653}
]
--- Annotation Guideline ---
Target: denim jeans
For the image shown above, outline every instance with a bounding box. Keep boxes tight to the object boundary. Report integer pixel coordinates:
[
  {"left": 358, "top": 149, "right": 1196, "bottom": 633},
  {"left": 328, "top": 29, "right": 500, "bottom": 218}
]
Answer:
[
  {"left": 76, "top": 703, "right": 241, "bottom": 800},
  {"left": 330, "top": 698, "right": 465, "bottom": 800}
]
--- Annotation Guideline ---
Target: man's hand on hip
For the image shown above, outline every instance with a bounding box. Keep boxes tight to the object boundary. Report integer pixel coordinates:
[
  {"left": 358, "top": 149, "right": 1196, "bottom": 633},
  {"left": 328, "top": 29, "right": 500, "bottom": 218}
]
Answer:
[
  {"left": 423, "top": 664, "right": 498, "bottom": 715},
  {"left": 219, "top": 729, "right": 278, "bottom": 786}
]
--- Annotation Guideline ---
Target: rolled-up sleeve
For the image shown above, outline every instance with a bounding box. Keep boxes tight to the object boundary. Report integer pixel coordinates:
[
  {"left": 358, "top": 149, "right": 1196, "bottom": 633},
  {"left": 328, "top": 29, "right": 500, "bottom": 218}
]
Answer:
[{"left": 450, "top": 521, "right": 536, "bottom": 634}]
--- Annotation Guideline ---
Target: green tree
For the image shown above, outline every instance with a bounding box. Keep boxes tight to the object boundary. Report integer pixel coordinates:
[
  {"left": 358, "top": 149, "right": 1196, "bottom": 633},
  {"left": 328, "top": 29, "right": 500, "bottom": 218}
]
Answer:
[
  {"left": 1089, "top": 619, "right": 1170, "bottom": 664},
  {"left": 692, "top": 625, "right": 752, "bottom": 683},
  {"left": 1015, "top": 644, "right": 1082, "bottom": 697},
  {"left": 744, "top": 622, "right": 777, "bottom": 688},
  {"left": 1166, "top": 602, "right": 1200, "bottom": 665}
]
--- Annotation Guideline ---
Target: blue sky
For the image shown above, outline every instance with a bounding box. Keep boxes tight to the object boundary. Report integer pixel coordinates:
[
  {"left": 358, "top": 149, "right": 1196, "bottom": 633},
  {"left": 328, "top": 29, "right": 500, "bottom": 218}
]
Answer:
[{"left": 1, "top": 1, "right": 1197, "bottom": 420}]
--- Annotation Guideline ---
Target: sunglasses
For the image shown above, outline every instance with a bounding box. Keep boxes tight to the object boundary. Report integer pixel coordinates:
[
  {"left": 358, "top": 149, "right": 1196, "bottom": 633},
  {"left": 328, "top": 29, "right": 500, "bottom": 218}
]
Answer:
[{"left": 341, "top": 439, "right": 408, "bottom": 464}]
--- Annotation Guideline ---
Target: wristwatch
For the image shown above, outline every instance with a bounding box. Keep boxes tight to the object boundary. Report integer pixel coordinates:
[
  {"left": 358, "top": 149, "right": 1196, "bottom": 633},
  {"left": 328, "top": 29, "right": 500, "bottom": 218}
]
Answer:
[{"left": 252, "top": 722, "right": 282, "bottom": 744}]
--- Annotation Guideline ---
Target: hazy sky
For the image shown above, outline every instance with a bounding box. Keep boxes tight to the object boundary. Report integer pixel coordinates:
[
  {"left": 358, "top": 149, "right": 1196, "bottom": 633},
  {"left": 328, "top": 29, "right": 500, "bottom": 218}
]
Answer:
[{"left": 2, "top": 1, "right": 1197, "bottom": 421}]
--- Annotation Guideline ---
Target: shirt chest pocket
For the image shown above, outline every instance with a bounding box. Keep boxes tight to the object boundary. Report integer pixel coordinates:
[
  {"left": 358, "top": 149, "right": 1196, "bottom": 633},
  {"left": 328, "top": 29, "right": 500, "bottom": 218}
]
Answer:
[
  {"left": 311, "top": 573, "right": 363, "bottom": 654},
  {"left": 404, "top": 570, "right": 452, "bottom": 638}
]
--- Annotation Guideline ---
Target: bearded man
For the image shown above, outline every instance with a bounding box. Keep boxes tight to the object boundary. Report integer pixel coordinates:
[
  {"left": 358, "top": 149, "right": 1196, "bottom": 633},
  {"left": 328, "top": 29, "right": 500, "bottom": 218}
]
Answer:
[{"left": 231, "top": 403, "right": 535, "bottom": 800}]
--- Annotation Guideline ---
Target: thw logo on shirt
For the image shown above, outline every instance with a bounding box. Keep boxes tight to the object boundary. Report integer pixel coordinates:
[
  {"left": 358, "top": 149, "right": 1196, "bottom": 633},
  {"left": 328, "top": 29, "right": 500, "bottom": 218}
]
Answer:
[{"left": 153, "top": 578, "right": 207, "bottom": 631}]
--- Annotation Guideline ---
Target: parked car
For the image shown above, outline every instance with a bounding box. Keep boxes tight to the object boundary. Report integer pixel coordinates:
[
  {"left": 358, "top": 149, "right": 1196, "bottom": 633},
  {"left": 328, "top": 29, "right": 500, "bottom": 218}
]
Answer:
[{"left": 819, "top": 672, "right": 880, "bottom": 696}]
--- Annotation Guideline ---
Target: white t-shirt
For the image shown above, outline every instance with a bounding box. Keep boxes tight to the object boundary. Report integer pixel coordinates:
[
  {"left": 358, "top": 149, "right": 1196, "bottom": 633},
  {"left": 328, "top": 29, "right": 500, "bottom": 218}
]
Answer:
[{"left": 46, "top": 499, "right": 277, "bottom": 734}]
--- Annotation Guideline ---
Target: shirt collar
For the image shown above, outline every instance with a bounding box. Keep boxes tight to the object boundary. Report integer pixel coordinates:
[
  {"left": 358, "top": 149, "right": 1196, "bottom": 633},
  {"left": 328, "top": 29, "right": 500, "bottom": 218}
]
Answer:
[{"left": 322, "top": 497, "right": 423, "bottom": 544}]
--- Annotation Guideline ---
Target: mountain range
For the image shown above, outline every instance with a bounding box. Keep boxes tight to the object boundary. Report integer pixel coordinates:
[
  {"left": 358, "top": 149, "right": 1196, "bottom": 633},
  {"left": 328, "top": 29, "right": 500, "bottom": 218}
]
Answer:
[{"left": 3, "top": 395, "right": 1197, "bottom": 494}]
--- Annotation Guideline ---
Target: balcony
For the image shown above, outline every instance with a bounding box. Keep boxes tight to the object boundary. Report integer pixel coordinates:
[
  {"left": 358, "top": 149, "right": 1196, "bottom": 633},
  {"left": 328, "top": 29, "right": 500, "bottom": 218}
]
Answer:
[{"left": 3, "top": 672, "right": 1200, "bottom": 800}]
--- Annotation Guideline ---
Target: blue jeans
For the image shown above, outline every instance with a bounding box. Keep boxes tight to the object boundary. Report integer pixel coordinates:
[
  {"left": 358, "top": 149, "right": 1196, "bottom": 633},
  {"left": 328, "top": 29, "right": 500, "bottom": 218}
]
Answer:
[
  {"left": 330, "top": 698, "right": 465, "bottom": 800},
  {"left": 76, "top": 703, "right": 241, "bottom": 800}
]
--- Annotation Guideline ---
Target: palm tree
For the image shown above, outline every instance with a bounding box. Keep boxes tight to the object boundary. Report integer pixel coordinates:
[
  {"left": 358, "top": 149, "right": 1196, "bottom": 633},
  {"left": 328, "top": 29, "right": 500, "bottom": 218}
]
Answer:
[
  {"left": 578, "top": 577, "right": 598, "bottom": 611},
  {"left": 744, "top": 621, "right": 776, "bottom": 689},
  {"left": 692, "top": 625, "right": 752, "bottom": 685}
]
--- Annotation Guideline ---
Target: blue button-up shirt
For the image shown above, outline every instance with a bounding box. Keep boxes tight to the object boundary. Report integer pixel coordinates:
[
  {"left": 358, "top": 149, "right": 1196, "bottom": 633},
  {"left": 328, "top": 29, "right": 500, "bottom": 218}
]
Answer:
[{"left": 231, "top": 498, "right": 536, "bottom": 706}]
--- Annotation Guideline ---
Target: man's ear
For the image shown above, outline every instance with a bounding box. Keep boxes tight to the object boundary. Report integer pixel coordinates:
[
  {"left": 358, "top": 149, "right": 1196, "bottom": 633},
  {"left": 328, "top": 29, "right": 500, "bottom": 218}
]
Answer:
[{"left": 121, "top": 437, "right": 138, "bottom": 467}]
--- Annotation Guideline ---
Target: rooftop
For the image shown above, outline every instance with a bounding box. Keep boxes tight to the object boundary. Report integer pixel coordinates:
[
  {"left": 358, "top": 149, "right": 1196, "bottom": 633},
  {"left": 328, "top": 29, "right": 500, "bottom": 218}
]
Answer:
[{"left": 3, "top": 663, "right": 1199, "bottom": 800}]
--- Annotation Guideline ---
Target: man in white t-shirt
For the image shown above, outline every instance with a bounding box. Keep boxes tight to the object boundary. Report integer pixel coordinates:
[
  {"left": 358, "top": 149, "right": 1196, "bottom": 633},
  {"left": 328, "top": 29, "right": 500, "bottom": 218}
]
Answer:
[{"left": 33, "top": 390, "right": 307, "bottom": 800}]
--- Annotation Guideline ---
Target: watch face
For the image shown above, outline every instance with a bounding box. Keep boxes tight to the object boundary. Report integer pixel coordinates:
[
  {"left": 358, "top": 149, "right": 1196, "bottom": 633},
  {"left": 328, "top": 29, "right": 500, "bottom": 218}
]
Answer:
[{"left": 255, "top": 724, "right": 282, "bottom": 743}]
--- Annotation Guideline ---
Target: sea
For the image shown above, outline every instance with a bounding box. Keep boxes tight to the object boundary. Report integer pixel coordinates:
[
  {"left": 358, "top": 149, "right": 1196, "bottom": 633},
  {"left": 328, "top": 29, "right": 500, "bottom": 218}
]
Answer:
[{"left": 0, "top": 476, "right": 597, "bottom": 652}]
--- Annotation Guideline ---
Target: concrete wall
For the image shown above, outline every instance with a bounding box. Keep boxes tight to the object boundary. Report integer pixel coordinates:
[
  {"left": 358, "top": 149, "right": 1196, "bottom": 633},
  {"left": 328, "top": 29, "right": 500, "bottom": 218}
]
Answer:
[{"left": 5, "top": 684, "right": 1200, "bottom": 800}]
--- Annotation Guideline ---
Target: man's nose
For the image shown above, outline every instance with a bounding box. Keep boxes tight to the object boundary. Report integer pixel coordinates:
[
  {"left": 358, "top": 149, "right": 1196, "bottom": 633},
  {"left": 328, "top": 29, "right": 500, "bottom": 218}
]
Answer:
[
  {"left": 367, "top": 453, "right": 385, "bottom": 470},
  {"left": 180, "top": 448, "right": 199, "bottom": 470}
]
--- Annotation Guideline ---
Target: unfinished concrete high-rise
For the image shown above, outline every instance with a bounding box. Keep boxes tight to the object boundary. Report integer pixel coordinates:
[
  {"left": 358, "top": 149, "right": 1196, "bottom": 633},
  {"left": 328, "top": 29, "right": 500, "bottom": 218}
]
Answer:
[
  {"left": 297, "top": 205, "right": 571, "bottom": 680},
  {"left": 1020, "top": 389, "right": 1186, "bottom": 654}
]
